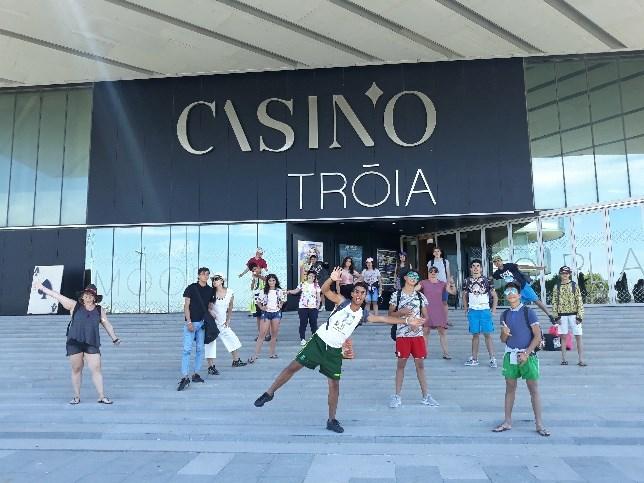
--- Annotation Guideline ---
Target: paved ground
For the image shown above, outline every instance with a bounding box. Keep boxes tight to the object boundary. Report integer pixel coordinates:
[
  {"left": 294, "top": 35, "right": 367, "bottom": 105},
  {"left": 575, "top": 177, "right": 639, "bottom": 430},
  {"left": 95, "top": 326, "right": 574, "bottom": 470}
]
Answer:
[{"left": 0, "top": 306, "right": 643, "bottom": 482}]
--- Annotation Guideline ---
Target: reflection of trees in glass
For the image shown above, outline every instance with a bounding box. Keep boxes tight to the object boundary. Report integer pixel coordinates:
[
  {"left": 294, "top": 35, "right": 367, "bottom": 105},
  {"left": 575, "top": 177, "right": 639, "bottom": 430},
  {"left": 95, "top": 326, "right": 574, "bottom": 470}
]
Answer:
[{"left": 545, "top": 273, "right": 608, "bottom": 305}]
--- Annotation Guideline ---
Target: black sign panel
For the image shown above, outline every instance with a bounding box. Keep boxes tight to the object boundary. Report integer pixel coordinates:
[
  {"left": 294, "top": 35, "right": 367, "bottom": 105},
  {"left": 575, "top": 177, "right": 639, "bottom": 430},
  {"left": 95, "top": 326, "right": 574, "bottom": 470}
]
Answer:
[{"left": 87, "top": 59, "right": 533, "bottom": 225}]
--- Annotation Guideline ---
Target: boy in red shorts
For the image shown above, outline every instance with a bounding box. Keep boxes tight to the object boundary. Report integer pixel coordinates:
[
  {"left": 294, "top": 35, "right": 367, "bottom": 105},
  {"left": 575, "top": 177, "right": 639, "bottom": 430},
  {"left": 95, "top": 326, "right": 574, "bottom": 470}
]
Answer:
[{"left": 388, "top": 270, "right": 439, "bottom": 407}]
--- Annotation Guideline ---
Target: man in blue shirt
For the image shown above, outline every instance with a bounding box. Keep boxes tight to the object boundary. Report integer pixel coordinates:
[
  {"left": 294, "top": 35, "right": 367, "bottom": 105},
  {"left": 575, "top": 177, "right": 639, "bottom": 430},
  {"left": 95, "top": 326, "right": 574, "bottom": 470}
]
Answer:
[{"left": 493, "top": 281, "right": 550, "bottom": 437}]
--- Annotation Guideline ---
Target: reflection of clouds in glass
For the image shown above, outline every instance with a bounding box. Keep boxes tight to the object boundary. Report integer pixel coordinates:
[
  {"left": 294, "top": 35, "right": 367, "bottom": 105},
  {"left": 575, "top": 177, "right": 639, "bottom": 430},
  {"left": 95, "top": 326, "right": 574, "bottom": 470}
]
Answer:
[
  {"left": 563, "top": 154, "right": 597, "bottom": 207},
  {"left": 595, "top": 153, "right": 629, "bottom": 202},
  {"left": 532, "top": 157, "right": 565, "bottom": 209},
  {"left": 628, "top": 152, "right": 644, "bottom": 197}
]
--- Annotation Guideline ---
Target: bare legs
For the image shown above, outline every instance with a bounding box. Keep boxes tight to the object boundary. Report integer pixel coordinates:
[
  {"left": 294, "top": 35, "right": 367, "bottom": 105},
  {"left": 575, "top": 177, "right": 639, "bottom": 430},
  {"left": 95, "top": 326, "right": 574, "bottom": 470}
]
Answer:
[
  {"left": 395, "top": 357, "right": 428, "bottom": 397},
  {"left": 424, "top": 327, "right": 449, "bottom": 358},
  {"left": 471, "top": 334, "right": 495, "bottom": 360},
  {"left": 496, "top": 378, "right": 547, "bottom": 433},
  {"left": 70, "top": 353, "right": 106, "bottom": 400},
  {"left": 269, "top": 319, "right": 281, "bottom": 356}
]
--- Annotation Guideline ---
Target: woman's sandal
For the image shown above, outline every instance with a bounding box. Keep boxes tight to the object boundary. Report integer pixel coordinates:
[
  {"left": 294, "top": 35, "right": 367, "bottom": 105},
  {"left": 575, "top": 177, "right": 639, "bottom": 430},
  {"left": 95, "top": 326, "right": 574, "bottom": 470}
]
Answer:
[
  {"left": 269, "top": 354, "right": 279, "bottom": 359},
  {"left": 97, "top": 397, "right": 113, "bottom": 404},
  {"left": 442, "top": 354, "right": 452, "bottom": 360},
  {"left": 536, "top": 427, "right": 551, "bottom": 437},
  {"left": 578, "top": 361, "right": 587, "bottom": 366},
  {"left": 69, "top": 397, "right": 80, "bottom": 405},
  {"left": 247, "top": 355, "right": 258, "bottom": 364},
  {"left": 561, "top": 361, "right": 568, "bottom": 365},
  {"left": 492, "top": 424, "right": 512, "bottom": 432}
]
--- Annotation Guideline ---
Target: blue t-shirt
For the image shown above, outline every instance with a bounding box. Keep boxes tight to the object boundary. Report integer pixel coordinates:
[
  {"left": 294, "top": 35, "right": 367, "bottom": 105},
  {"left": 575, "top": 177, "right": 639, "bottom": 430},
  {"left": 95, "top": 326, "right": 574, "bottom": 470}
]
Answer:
[
  {"left": 493, "top": 263, "right": 527, "bottom": 287},
  {"left": 501, "top": 305, "right": 539, "bottom": 350}
]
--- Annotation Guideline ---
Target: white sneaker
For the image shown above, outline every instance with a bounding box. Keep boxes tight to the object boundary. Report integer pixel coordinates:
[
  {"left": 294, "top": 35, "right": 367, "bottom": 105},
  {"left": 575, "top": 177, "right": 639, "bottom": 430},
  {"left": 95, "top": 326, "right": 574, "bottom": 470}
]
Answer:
[
  {"left": 389, "top": 394, "right": 402, "bottom": 408},
  {"left": 300, "top": 339, "right": 307, "bottom": 346},
  {"left": 489, "top": 357, "right": 497, "bottom": 368},
  {"left": 465, "top": 357, "right": 480, "bottom": 366},
  {"left": 319, "top": 307, "right": 326, "bottom": 312},
  {"left": 421, "top": 394, "right": 440, "bottom": 406}
]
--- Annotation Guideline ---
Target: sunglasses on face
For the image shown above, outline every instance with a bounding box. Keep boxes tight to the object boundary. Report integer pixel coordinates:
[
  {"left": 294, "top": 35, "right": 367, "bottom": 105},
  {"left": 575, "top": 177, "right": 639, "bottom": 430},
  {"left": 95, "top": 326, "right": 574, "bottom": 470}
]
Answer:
[{"left": 504, "top": 288, "right": 519, "bottom": 295}]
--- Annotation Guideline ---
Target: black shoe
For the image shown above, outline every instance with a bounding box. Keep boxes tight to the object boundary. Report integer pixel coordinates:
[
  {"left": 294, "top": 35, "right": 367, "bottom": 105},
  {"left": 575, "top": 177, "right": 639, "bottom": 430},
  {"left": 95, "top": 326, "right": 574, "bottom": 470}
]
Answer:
[
  {"left": 232, "top": 359, "right": 248, "bottom": 367},
  {"left": 191, "top": 373, "right": 205, "bottom": 383},
  {"left": 207, "top": 365, "right": 220, "bottom": 375},
  {"left": 264, "top": 334, "right": 271, "bottom": 342},
  {"left": 326, "top": 419, "right": 344, "bottom": 433},
  {"left": 177, "top": 377, "right": 190, "bottom": 391},
  {"left": 254, "top": 392, "right": 274, "bottom": 407}
]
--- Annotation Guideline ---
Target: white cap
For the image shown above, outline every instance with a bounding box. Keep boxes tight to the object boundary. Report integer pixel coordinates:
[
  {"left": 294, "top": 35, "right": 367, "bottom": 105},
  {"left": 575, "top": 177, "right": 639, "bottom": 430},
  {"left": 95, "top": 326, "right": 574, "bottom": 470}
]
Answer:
[{"left": 256, "top": 247, "right": 264, "bottom": 254}]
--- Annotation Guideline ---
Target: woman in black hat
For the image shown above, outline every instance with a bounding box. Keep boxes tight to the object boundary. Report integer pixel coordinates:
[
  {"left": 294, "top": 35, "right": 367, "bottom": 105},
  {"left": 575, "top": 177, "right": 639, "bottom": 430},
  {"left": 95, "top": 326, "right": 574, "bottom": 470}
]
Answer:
[{"left": 33, "top": 282, "right": 121, "bottom": 405}]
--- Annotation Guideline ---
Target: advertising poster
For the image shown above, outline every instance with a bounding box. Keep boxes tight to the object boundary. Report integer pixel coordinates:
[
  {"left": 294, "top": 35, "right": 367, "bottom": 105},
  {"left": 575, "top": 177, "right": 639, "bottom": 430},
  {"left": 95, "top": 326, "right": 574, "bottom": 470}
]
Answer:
[
  {"left": 339, "top": 244, "right": 363, "bottom": 272},
  {"left": 377, "top": 249, "right": 397, "bottom": 289},
  {"left": 28, "top": 265, "right": 64, "bottom": 314},
  {"left": 297, "top": 240, "right": 324, "bottom": 281}
]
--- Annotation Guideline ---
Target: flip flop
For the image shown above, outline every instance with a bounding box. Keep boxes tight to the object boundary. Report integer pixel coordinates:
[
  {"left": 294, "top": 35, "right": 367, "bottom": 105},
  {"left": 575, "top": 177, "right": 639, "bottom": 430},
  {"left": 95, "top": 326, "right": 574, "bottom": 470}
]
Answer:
[
  {"left": 247, "top": 355, "right": 258, "bottom": 364},
  {"left": 269, "top": 354, "right": 279, "bottom": 359},
  {"left": 561, "top": 361, "right": 568, "bottom": 365},
  {"left": 536, "top": 428, "right": 551, "bottom": 437},
  {"left": 442, "top": 355, "right": 452, "bottom": 360},
  {"left": 578, "top": 362, "right": 587, "bottom": 367},
  {"left": 69, "top": 397, "right": 80, "bottom": 405},
  {"left": 492, "top": 424, "right": 512, "bottom": 433},
  {"left": 97, "top": 397, "right": 113, "bottom": 405}
]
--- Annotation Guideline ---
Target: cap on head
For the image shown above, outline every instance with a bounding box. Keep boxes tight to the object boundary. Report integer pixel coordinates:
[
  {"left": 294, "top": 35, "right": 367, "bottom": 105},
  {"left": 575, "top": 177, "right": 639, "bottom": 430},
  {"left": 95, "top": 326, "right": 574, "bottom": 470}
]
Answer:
[
  {"left": 211, "top": 272, "right": 225, "bottom": 282},
  {"left": 492, "top": 255, "right": 503, "bottom": 262},
  {"left": 559, "top": 266, "right": 572, "bottom": 274},
  {"left": 256, "top": 247, "right": 264, "bottom": 255},
  {"left": 428, "top": 266, "right": 439, "bottom": 273},
  {"left": 406, "top": 270, "right": 420, "bottom": 280}
]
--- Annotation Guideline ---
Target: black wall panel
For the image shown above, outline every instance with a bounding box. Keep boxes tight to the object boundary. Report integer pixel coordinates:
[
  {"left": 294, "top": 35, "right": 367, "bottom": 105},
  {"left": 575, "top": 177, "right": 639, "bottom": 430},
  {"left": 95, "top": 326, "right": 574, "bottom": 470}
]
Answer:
[
  {"left": 87, "top": 58, "right": 533, "bottom": 225},
  {"left": 0, "top": 229, "right": 86, "bottom": 315}
]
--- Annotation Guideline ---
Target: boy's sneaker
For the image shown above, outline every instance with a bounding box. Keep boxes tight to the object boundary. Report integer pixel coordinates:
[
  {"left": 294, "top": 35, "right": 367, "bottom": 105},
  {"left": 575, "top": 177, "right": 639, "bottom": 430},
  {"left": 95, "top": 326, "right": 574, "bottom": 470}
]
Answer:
[
  {"left": 191, "top": 373, "right": 205, "bottom": 383},
  {"left": 232, "top": 359, "right": 247, "bottom": 367},
  {"left": 300, "top": 339, "right": 307, "bottom": 346},
  {"left": 389, "top": 394, "right": 402, "bottom": 408},
  {"left": 207, "top": 365, "right": 220, "bottom": 375},
  {"left": 421, "top": 394, "right": 440, "bottom": 406},
  {"left": 254, "top": 392, "right": 274, "bottom": 407},
  {"left": 177, "top": 377, "right": 190, "bottom": 391},
  {"left": 465, "top": 357, "right": 479, "bottom": 366},
  {"left": 489, "top": 358, "right": 498, "bottom": 368},
  {"left": 326, "top": 419, "right": 344, "bottom": 433}
]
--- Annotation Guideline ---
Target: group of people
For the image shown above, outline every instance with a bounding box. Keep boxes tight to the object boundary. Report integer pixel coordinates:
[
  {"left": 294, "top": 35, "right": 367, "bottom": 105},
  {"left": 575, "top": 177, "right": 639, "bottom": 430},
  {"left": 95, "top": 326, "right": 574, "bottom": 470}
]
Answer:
[{"left": 37, "top": 245, "right": 591, "bottom": 439}]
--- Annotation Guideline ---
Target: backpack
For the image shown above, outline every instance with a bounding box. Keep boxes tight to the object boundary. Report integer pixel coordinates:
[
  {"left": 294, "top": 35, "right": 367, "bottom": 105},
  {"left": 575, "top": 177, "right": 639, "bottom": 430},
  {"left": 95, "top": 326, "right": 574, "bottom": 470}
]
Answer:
[
  {"left": 390, "top": 289, "right": 424, "bottom": 341},
  {"left": 67, "top": 304, "right": 102, "bottom": 337},
  {"left": 555, "top": 281, "right": 578, "bottom": 313},
  {"left": 501, "top": 305, "right": 543, "bottom": 352}
]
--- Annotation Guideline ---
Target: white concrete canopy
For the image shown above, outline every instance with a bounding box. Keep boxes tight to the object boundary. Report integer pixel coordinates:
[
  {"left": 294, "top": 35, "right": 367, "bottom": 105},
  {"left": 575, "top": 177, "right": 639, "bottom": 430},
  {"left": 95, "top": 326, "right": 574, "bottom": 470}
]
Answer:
[{"left": 0, "top": 0, "right": 643, "bottom": 87}]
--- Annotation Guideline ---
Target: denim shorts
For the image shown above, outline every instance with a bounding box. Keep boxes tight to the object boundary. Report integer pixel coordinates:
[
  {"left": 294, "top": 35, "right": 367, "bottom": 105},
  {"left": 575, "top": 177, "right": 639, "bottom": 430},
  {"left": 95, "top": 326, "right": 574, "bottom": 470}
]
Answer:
[
  {"left": 366, "top": 287, "right": 379, "bottom": 303},
  {"left": 261, "top": 311, "right": 282, "bottom": 321}
]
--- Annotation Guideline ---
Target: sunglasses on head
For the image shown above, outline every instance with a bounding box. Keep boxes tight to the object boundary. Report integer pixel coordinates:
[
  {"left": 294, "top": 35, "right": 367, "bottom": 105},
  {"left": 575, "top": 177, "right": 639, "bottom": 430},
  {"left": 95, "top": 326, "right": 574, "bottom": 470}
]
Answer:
[{"left": 504, "top": 288, "right": 519, "bottom": 295}]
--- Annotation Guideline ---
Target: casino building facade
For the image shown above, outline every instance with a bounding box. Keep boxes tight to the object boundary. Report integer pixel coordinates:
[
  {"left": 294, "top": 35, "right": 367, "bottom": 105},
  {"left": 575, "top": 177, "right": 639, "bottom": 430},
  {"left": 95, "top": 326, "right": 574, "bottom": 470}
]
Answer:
[{"left": 1, "top": 51, "right": 643, "bottom": 314}]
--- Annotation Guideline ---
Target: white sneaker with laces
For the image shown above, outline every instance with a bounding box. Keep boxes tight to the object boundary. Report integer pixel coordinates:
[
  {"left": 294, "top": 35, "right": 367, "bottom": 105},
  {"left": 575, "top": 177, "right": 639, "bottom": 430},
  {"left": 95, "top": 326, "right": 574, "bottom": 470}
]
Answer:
[
  {"left": 489, "top": 357, "right": 497, "bottom": 368},
  {"left": 421, "top": 394, "right": 440, "bottom": 406},
  {"left": 464, "top": 357, "right": 480, "bottom": 366},
  {"left": 300, "top": 339, "right": 307, "bottom": 346},
  {"left": 389, "top": 394, "right": 402, "bottom": 408}
]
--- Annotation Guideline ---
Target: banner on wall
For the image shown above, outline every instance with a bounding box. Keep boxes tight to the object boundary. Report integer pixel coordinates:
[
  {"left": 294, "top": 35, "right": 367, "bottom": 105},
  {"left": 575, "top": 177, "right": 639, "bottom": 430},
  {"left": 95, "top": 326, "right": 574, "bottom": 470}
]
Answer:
[
  {"left": 28, "top": 265, "right": 64, "bottom": 314},
  {"left": 377, "top": 249, "right": 397, "bottom": 289},
  {"left": 297, "top": 241, "right": 324, "bottom": 281}
]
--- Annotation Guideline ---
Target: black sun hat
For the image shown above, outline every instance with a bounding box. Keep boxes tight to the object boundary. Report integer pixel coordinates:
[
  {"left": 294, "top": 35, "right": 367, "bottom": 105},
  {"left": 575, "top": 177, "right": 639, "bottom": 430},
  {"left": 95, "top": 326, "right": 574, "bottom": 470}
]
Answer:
[{"left": 77, "top": 284, "right": 103, "bottom": 303}]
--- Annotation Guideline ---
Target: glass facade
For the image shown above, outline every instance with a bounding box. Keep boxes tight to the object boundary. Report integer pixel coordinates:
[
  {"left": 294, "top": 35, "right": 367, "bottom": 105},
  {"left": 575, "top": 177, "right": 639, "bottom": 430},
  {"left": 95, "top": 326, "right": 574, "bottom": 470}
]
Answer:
[
  {"left": 0, "top": 88, "right": 92, "bottom": 227},
  {"left": 525, "top": 54, "right": 644, "bottom": 209},
  {"left": 85, "top": 223, "right": 287, "bottom": 313}
]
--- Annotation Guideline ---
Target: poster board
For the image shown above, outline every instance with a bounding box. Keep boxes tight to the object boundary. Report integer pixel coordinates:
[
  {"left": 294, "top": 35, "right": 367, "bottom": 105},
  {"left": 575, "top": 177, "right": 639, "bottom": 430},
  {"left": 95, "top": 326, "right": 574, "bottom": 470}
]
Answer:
[
  {"left": 377, "top": 249, "right": 397, "bottom": 290},
  {"left": 28, "top": 265, "right": 64, "bottom": 314},
  {"left": 339, "top": 244, "right": 363, "bottom": 272},
  {"left": 297, "top": 240, "right": 324, "bottom": 281}
]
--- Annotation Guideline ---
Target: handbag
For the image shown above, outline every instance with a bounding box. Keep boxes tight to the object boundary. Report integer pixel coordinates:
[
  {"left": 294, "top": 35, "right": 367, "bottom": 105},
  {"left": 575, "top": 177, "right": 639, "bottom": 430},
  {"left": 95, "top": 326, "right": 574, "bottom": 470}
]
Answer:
[
  {"left": 193, "top": 286, "right": 220, "bottom": 344},
  {"left": 544, "top": 325, "right": 561, "bottom": 351}
]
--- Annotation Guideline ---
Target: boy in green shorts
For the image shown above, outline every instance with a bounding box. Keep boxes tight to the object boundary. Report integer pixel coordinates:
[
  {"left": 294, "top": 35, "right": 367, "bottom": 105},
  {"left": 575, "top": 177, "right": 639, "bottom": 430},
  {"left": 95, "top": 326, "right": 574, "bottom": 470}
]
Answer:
[
  {"left": 493, "top": 282, "right": 550, "bottom": 437},
  {"left": 254, "top": 267, "right": 423, "bottom": 433}
]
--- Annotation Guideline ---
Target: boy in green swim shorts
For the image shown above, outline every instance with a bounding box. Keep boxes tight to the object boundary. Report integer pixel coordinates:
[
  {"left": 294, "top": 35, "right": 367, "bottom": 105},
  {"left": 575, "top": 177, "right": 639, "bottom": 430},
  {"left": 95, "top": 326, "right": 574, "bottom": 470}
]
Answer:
[
  {"left": 254, "top": 267, "right": 423, "bottom": 434},
  {"left": 493, "top": 282, "right": 550, "bottom": 437}
]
